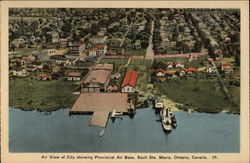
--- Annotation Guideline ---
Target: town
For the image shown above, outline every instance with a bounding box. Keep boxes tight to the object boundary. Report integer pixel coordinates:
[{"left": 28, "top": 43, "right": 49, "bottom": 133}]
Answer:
[{"left": 9, "top": 8, "right": 240, "bottom": 129}]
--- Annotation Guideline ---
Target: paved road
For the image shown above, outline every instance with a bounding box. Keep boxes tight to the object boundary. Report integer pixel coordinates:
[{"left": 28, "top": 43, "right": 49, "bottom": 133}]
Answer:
[{"left": 145, "top": 21, "right": 155, "bottom": 60}]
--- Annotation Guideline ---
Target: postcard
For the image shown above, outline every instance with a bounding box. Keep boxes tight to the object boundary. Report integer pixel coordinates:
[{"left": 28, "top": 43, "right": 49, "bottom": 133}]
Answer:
[{"left": 1, "top": 0, "right": 249, "bottom": 163}]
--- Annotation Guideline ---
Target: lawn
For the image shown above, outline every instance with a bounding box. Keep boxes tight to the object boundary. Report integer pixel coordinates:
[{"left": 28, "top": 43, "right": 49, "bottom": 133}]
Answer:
[
  {"left": 124, "top": 48, "right": 146, "bottom": 56},
  {"left": 9, "top": 78, "right": 79, "bottom": 111},
  {"left": 155, "top": 79, "right": 240, "bottom": 113}
]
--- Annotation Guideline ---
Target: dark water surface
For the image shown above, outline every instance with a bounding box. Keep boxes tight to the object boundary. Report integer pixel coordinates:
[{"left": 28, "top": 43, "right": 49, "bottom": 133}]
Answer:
[{"left": 9, "top": 107, "right": 239, "bottom": 153}]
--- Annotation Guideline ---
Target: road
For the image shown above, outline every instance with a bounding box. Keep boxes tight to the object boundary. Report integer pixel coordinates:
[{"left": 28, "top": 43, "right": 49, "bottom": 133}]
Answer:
[
  {"left": 145, "top": 21, "right": 155, "bottom": 60},
  {"left": 208, "top": 58, "right": 232, "bottom": 101}
]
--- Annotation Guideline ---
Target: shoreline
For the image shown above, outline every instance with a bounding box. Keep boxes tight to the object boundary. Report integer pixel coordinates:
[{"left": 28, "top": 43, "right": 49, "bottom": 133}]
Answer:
[{"left": 9, "top": 105, "right": 240, "bottom": 115}]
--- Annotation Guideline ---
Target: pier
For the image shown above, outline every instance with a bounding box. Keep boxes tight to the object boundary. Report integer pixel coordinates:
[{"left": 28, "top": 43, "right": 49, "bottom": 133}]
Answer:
[{"left": 71, "top": 93, "right": 130, "bottom": 127}]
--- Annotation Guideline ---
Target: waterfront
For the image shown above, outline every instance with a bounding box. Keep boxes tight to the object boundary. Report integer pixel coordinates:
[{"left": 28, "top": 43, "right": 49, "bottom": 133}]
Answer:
[{"left": 9, "top": 107, "right": 239, "bottom": 153}]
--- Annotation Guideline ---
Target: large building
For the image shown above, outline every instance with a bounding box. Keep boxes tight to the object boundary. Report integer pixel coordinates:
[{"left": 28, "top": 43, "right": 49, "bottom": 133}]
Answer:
[
  {"left": 68, "top": 41, "right": 85, "bottom": 56},
  {"left": 121, "top": 70, "right": 138, "bottom": 93},
  {"left": 81, "top": 64, "right": 113, "bottom": 92}
]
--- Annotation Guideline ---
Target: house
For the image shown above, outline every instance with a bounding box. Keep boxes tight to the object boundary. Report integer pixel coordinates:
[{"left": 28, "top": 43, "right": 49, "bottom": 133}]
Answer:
[
  {"left": 88, "top": 48, "right": 98, "bottom": 57},
  {"left": 37, "top": 73, "right": 52, "bottom": 81},
  {"left": 50, "top": 55, "right": 67, "bottom": 65},
  {"left": 96, "top": 44, "right": 107, "bottom": 55},
  {"left": 89, "top": 36, "right": 107, "bottom": 44},
  {"left": 178, "top": 69, "right": 186, "bottom": 77},
  {"left": 204, "top": 66, "right": 214, "bottom": 74},
  {"left": 48, "top": 49, "right": 56, "bottom": 56},
  {"left": 51, "top": 66, "right": 61, "bottom": 73},
  {"left": 26, "top": 65, "right": 37, "bottom": 72},
  {"left": 68, "top": 41, "right": 85, "bottom": 56},
  {"left": 156, "top": 68, "right": 165, "bottom": 77},
  {"left": 121, "top": 70, "right": 138, "bottom": 93},
  {"left": 221, "top": 63, "right": 234, "bottom": 73},
  {"left": 159, "top": 77, "right": 166, "bottom": 83},
  {"left": 67, "top": 72, "right": 82, "bottom": 81},
  {"left": 185, "top": 67, "right": 197, "bottom": 75},
  {"left": 175, "top": 61, "right": 184, "bottom": 68},
  {"left": 107, "top": 85, "right": 118, "bottom": 92},
  {"left": 167, "top": 61, "right": 174, "bottom": 69},
  {"left": 106, "top": 49, "right": 117, "bottom": 56},
  {"left": 188, "top": 54, "right": 198, "bottom": 62},
  {"left": 12, "top": 66, "right": 27, "bottom": 76}
]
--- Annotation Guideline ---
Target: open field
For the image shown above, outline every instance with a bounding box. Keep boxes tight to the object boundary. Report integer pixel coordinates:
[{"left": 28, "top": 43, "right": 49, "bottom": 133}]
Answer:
[
  {"left": 124, "top": 48, "right": 146, "bottom": 56},
  {"left": 9, "top": 78, "right": 79, "bottom": 111},
  {"left": 155, "top": 79, "right": 240, "bottom": 114}
]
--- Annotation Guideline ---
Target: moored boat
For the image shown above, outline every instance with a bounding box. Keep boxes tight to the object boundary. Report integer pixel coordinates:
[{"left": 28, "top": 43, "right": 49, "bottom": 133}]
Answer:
[
  {"left": 169, "top": 111, "right": 177, "bottom": 128},
  {"left": 160, "top": 108, "right": 172, "bottom": 132}
]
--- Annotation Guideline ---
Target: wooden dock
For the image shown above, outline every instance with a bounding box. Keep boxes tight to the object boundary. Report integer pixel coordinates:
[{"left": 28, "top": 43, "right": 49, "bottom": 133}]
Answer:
[{"left": 71, "top": 93, "right": 130, "bottom": 127}]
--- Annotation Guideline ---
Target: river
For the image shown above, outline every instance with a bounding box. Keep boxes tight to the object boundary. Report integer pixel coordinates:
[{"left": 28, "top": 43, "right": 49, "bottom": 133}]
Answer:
[{"left": 9, "top": 107, "right": 239, "bottom": 153}]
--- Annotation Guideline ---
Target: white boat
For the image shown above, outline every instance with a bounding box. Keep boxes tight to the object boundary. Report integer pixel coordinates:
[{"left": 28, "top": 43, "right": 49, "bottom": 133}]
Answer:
[{"left": 160, "top": 108, "right": 172, "bottom": 132}]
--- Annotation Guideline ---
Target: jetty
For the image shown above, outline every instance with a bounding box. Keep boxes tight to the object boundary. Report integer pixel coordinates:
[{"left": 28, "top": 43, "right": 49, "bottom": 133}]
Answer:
[{"left": 70, "top": 93, "right": 130, "bottom": 127}]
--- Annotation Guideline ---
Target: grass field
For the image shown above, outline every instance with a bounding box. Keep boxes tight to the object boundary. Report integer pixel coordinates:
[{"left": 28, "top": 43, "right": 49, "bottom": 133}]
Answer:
[
  {"left": 155, "top": 79, "right": 240, "bottom": 113},
  {"left": 124, "top": 48, "right": 146, "bottom": 56},
  {"left": 9, "top": 78, "right": 79, "bottom": 111}
]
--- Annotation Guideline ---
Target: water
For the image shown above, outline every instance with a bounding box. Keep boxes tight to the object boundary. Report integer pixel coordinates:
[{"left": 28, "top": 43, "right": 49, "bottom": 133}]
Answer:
[{"left": 9, "top": 107, "right": 240, "bottom": 153}]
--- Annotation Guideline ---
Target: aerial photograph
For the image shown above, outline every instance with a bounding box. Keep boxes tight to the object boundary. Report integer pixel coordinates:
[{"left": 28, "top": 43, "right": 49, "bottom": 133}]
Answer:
[{"left": 9, "top": 8, "right": 240, "bottom": 153}]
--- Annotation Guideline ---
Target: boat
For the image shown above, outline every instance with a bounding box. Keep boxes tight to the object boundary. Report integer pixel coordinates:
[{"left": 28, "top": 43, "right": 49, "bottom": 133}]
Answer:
[
  {"left": 154, "top": 98, "right": 164, "bottom": 110},
  {"left": 160, "top": 108, "right": 172, "bottom": 132},
  {"left": 169, "top": 111, "right": 177, "bottom": 128}
]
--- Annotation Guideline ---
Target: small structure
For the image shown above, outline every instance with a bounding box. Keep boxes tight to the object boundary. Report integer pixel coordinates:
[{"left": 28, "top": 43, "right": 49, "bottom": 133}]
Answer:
[
  {"left": 26, "top": 65, "right": 37, "bottom": 72},
  {"left": 186, "top": 67, "right": 197, "bottom": 75},
  {"left": 175, "top": 61, "right": 184, "bottom": 68},
  {"left": 48, "top": 49, "right": 56, "bottom": 56},
  {"left": 167, "top": 61, "right": 174, "bottom": 69},
  {"left": 67, "top": 72, "right": 82, "bottom": 81},
  {"left": 178, "top": 69, "right": 186, "bottom": 77},
  {"left": 165, "top": 70, "right": 176, "bottom": 77},
  {"left": 50, "top": 55, "right": 67, "bottom": 65},
  {"left": 12, "top": 66, "right": 27, "bottom": 76},
  {"left": 204, "top": 66, "right": 214, "bottom": 74},
  {"left": 121, "top": 70, "right": 138, "bottom": 93},
  {"left": 188, "top": 54, "right": 198, "bottom": 62},
  {"left": 221, "top": 63, "right": 233, "bottom": 74},
  {"left": 37, "top": 73, "right": 52, "bottom": 80},
  {"left": 156, "top": 68, "right": 165, "bottom": 77},
  {"left": 52, "top": 66, "right": 61, "bottom": 73}
]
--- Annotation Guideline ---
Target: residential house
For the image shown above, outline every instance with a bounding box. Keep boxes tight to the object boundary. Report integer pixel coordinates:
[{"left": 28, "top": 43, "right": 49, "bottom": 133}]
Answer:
[
  {"left": 37, "top": 73, "right": 52, "bottom": 81},
  {"left": 204, "top": 66, "right": 214, "bottom": 74},
  {"left": 175, "top": 61, "right": 184, "bottom": 68},
  {"left": 26, "top": 65, "right": 37, "bottom": 72},
  {"left": 96, "top": 44, "right": 107, "bottom": 56},
  {"left": 67, "top": 72, "right": 82, "bottom": 81},
  {"left": 188, "top": 54, "right": 198, "bottom": 62},
  {"left": 186, "top": 67, "right": 197, "bottom": 76},
  {"left": 221, "top": 63, "right": 234, "bottom": 74},
  {"left": 12, "top": 66, "right": 27, "bottom": 77},
  {"left": 178, "top": 69, "right": 186, "bottom": 77},
  {"left": 52, "top": 32, "right": 59, "bottom": 43},
  {"left": 50, "top": 55, "right": 67, "bottom": 65},
  {"left": 48, "top": 49, "right": 56, "bottom": 56},
  {"left": 88, "top": 48, "right": 98, "bottom": 57},
  {"left": 52, "top": 66, "right": 61, "bottom": 73},
  {"left": 165, "top": 70, "right": 176, "bottom": 77},
  {"left": 121, "top": 70, "right": 138, "bottom": 93},
  {"left": 156, "top": 68, "right": 165, "bottom": 77},
  {"left": 167, "top": 61, "right": 174, "bottom": 69}
]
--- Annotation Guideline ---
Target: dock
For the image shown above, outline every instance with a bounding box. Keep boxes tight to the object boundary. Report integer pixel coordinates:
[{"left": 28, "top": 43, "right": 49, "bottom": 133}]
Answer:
[{"left": 71, "top": 93, "right": 130, "bottom": 127}]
